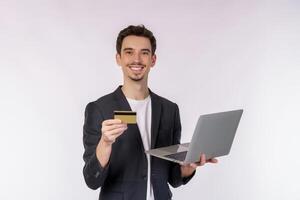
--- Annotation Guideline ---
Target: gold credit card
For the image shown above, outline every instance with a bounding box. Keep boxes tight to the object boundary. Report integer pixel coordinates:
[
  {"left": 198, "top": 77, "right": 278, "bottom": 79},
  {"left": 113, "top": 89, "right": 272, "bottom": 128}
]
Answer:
[{"left": 114, "top": 111, "right": 137, "bottom": 124}]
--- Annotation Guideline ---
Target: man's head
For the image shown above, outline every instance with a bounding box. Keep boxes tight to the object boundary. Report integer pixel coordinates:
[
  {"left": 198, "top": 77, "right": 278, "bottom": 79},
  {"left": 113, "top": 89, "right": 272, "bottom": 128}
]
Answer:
[
  {"left": 116, "top": 25, "right": 156, "bottom": 55},
  {"left": 116, "top": 25, "right": 157, "bottom": 83}
]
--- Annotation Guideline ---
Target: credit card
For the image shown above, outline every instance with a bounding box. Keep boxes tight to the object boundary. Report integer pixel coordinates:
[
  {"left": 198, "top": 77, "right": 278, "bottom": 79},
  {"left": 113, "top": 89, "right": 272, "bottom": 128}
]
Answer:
[{"left": 114, "top": 111, "right": 137, "bottom": 124}]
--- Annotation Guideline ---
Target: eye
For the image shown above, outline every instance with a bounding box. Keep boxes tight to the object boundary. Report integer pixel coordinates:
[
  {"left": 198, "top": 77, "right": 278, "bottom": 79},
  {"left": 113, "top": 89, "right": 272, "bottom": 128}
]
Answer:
[
  {"left": 125, "top": 51, "right": 133, "bottom": 55},
  {"left": 142, "top": 51, "right": 150, "bottom": 55}
]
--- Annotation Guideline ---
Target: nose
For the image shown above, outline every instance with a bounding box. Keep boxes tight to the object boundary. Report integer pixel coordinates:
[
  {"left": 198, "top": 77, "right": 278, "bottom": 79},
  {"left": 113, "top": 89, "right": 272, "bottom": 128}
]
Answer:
[{"left": 133, "top": 52, "right": 141, "bottom": 63}]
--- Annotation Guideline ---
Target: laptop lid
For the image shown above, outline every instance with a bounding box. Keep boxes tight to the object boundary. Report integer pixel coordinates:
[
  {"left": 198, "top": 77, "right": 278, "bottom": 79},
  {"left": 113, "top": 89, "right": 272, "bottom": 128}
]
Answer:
[{"left": 184, "top": 109, "right": 243, "bottom": 163}]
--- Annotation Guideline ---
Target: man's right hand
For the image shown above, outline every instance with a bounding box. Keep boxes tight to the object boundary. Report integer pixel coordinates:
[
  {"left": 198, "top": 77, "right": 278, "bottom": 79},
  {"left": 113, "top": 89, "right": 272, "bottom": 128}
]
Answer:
[{"left": 96, "top": 119, "right": 127, "bottom": 168}]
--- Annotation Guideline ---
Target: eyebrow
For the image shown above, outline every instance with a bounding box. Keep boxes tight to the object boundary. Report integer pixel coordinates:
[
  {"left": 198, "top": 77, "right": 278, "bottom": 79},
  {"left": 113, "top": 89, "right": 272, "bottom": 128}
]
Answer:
[
  {"left": 141, "top": 49, "right": 151, "bottom": 53},
  {"left": 122, "top": 48, "right": 151, "bottom": 53},
  {"left": 123, "top": 48, "right": 134, "bottom": 51}
]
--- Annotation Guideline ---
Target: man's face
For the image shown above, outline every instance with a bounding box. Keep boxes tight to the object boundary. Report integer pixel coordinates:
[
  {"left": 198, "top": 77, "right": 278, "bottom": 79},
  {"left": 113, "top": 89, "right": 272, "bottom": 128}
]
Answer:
[{"left": 116, "top": 35, "right": 156, "bottom": 82}]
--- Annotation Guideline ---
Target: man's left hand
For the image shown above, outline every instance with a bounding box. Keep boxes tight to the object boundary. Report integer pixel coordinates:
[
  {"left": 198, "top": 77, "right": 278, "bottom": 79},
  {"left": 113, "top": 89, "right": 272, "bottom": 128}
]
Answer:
[{"left": 180, "top": 154, "right": 218, "bottom": 177}]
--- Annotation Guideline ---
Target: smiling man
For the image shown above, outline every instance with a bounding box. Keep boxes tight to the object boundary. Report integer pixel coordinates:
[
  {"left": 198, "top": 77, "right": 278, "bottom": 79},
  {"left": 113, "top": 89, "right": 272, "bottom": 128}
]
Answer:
[{"left": 83, "top": 25, "right": 217, "bottom": 200}]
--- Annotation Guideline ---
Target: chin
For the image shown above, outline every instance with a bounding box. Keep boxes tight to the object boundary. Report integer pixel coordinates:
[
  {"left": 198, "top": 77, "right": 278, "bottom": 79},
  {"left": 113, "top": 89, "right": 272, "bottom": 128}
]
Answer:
[
  {"left": 129, "top": 75, "right": 144, "bottom": 82},
  {"left": 130, "top": 77, "right": 144, "bottom": 82}
]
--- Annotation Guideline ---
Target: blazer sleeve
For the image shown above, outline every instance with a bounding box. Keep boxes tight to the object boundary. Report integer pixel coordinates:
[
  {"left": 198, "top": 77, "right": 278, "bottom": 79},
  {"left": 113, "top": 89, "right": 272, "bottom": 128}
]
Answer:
[
  {"left": 82, "top": 102, "right": 110, "bottom": 190},
  {"left": 168, "top": 104, "right": 196, "bottom": 188}
]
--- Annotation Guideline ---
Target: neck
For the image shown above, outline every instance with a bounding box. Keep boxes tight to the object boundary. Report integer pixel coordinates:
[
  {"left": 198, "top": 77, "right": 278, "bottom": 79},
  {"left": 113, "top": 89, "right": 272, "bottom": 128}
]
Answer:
[{"left": 121, "top": 80, "right": 149, "bottom": 100}]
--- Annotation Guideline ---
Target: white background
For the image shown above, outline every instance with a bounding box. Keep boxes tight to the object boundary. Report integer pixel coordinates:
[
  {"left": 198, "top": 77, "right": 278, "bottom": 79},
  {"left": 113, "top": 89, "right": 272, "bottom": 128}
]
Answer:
[{"left": 1, "top": 0, "right": 300, "bottom": 199}]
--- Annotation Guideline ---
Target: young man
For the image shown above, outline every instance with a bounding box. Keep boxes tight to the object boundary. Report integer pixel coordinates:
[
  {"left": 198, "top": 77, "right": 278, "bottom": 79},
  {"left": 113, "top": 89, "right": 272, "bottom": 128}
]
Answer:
[{"left": 83, "top": 25, "right": 217, "bottom": 200}]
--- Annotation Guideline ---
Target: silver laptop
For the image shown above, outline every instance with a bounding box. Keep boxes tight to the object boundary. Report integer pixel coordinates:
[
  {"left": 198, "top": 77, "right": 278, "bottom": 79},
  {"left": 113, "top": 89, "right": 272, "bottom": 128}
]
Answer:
[{"left": 145, "top": 109, "right": 243, "bottom": 164}]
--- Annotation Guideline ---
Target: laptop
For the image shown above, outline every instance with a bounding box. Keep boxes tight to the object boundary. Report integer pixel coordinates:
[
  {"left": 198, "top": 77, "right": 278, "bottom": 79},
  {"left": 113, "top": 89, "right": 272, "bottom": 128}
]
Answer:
[{"left": 145, "top": 109, "right": 243, "bottom": 164}]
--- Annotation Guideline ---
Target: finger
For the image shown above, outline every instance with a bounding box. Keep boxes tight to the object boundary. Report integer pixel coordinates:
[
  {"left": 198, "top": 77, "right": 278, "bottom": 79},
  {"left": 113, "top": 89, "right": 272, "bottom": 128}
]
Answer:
[
  {"left": 104, "top": 127, "right": 127, "bottom": 136},
  {"left": 104, "top": 136, "right": 115, "bottom": 143},
  {"left": 208, "top": 158, "right": 218, "bottom": 163},
  {"left": 104, "top": 130, "right": 126, "bottom": 143},
  {"left": 200, "top": 154, "right": 206, "bottom": 166},
  {"left": 189, "top": 163, "right": 198, "bottom": 169},
  {"left": 102, "top": 119, "right": 122, "bottom": 126},
  {"left": 107, "top": 131, "right": 124, "bottom": 141},
  {"left": 102, "top": 123, "right": 127, "bottom": 132}
]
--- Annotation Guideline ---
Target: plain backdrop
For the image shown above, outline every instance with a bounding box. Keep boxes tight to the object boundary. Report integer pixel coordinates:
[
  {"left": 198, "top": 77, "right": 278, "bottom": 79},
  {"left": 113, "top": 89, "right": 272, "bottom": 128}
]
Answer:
[{"left": 1, "top": 0, "right": 300, "bottom": 199}]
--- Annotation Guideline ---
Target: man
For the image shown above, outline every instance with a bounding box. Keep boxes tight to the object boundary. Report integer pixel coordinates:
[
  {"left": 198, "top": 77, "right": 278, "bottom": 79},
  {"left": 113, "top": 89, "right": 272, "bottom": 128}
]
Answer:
[{"left": 83, "top": 25, "right": 217, "bottom": 200}]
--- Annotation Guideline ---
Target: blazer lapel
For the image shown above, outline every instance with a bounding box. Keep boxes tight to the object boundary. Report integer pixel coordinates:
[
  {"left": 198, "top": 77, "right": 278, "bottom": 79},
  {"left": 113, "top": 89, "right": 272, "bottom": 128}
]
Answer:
[
  {"left": 113, "top": 86, "right": 162, "bottom": 150},
  {"left": 113, "top": 86, "right": 132, "bottom": 111},
  {"left": 113, "top": 86, "right": 146, "bottom": 152},
  {"left": 149, "top": 90, "right": 161, "bottom": 149}
]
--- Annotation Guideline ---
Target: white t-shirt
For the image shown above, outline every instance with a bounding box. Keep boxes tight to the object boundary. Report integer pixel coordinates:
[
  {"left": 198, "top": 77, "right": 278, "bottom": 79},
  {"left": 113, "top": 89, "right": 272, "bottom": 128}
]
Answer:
[{"left": 127, "top": 95, "right": 154, "bottom": 200}]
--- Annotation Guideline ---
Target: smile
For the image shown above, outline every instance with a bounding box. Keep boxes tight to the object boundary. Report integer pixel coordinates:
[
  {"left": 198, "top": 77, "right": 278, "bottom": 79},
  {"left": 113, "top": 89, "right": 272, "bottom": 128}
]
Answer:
[{"left": 129, "top": 65, "right": 144, "bottom": 72}]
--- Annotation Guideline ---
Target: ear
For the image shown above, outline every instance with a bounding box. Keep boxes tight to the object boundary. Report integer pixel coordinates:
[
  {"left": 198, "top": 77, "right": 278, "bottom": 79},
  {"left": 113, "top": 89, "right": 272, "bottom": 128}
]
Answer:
[
  {"left": 151, "top": 54, "right": 157, "bottom": 68},
  {"left": 116, "top": 53, "right": 121, "bottom": 66}
]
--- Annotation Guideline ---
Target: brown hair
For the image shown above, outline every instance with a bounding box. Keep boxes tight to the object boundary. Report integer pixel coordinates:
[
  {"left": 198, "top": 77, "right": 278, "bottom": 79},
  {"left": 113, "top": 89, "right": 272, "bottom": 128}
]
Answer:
[{"left": 116, "top": 25, "right": 156, "bottom": 55}]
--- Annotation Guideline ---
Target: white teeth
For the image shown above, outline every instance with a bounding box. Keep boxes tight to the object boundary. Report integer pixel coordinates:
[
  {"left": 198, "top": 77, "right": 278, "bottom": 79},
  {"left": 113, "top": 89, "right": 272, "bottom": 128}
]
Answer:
[{"left": 130, "top": 66, "right": 143, "bottom": 71}]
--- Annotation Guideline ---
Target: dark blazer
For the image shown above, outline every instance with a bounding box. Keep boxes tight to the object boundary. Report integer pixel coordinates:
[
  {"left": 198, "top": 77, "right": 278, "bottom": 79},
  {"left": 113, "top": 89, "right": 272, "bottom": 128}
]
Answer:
[{"left": 83, "top": 86, "right": 195, "bottom": 200}]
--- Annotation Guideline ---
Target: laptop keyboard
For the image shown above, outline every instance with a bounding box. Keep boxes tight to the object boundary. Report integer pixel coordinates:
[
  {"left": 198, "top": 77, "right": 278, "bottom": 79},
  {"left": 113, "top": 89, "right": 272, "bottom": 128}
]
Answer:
[{"left": 165, "top": 151, "right": 187, "bottom": 161}]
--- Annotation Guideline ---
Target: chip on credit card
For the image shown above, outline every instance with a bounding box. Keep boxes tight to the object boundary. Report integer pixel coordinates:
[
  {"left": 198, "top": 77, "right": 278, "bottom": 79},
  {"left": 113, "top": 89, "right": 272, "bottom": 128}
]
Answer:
[{"left": 114, "top": 111, "right": 137, "bottom": 124}]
